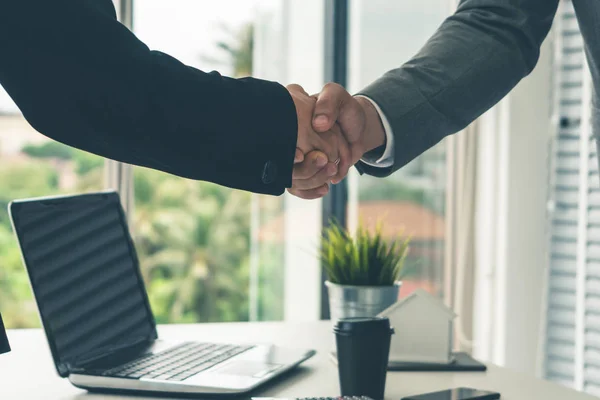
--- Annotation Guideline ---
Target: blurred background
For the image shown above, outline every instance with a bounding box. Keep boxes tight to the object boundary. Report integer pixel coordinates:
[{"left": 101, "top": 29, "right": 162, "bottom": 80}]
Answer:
[{"left": 0, "top": 0, "right": 597, "bottom": 396}]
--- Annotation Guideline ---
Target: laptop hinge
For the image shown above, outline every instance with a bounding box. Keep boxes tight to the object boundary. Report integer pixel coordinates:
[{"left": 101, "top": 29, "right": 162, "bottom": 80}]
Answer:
[{"left": 69, "top": 335, "right": 153, "bottom": 372}]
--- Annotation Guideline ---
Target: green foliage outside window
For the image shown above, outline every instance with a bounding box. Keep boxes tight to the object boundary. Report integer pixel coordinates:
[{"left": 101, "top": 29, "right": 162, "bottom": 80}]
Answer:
[{"left": 0, "top": 141, "right": 284, "bottom": 328}]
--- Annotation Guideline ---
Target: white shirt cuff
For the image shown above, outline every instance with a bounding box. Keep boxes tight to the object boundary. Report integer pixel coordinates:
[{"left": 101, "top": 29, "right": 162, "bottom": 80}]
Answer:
[{"left": 355, "top": 95, "right": 395, "bottom": 168}]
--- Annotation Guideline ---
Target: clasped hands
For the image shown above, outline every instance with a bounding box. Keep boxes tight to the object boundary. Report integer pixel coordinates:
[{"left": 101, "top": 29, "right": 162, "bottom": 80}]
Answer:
[{"left": 287, "top": 83, "right": 386, "bottom": 200}]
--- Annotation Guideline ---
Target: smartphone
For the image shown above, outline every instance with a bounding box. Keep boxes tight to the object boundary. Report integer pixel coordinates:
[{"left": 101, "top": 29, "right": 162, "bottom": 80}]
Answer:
[{"left": 402, "top": 387, "right": 500, "bottom": 400}]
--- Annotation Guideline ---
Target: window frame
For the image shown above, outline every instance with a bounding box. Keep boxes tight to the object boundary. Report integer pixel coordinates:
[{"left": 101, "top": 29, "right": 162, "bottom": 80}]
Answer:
[
  {"left": 115, "top": 0, "right": 455, "bottom": 324},
  {"left": 320, "top": 0, "right": 350, "bottom": 320},
  {"left": 471, "top": 25, "right": 555, "bottom": 376},
  {"left": 104, "top": 0, "right": 135, "bottom": 215}
]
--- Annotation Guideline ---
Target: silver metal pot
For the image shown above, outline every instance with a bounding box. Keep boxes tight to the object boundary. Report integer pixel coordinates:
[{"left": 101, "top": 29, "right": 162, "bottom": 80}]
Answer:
[{"left": 325, "top": 281, "right": 401, "bottom": 322}]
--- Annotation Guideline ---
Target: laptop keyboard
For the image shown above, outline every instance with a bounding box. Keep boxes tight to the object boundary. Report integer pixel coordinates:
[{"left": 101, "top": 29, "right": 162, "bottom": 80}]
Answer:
[{"left": 103, "top": 342, "right": 253, "bottom": 381}]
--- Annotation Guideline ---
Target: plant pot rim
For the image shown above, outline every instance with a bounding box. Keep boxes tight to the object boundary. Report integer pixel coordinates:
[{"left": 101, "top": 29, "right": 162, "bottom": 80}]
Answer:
[{"left": 325, "top": 280, "right": 401, "bottom": 289}]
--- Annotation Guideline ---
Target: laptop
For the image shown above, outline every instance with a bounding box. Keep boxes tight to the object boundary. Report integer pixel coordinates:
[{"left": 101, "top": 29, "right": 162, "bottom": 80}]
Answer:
[
  {"left": 0, "top": 312, "right": 10, "bottom": 355},
  {"left": 9, "top": 191, "right": 315, "bottom": 396}
]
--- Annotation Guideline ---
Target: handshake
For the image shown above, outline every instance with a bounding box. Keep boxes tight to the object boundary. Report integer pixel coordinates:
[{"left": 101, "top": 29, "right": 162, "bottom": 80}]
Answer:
[{"left": 287, "top": 83, "right": 387, "bottom": 200}]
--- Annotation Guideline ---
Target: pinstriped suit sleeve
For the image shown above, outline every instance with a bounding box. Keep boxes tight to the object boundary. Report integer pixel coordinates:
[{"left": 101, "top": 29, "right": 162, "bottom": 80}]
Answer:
[{"left": 355, "top": 0, "right": 559, "bottom": 177}]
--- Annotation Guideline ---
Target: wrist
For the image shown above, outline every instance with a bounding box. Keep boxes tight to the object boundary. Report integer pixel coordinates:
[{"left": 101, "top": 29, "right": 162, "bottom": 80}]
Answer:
[{"left": 355, "top": 96, "right": 386, "bottom": 153}]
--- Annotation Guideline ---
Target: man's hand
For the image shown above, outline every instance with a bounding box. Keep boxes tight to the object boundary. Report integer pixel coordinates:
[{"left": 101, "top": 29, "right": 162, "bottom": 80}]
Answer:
[
  {"left": 287, "top": 83, "right": 386, "bottom": 200},
  {"left": 288, "top": 150, "right": 339, "bottom": 199},
  {"left": 287, "top": 84, "right": 353, "bottom": 199},
  {"left": 313, "top": 83, "right": 386, "bottom": 183},
  {"left": 287, "top": 84, "right": 345, "bottom": 164}
]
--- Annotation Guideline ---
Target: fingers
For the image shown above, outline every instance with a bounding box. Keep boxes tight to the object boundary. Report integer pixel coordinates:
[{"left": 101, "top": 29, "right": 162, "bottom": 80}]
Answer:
[
  {"left": 290, "top": 150, "right": 336, "bottom": 199},
  {"left": 315, "top": 128, "right": 346, "bottom": 168},
  {"left": 287, "top": 183, "right": 330, "bottom": 200},
  {"left": 331, "top": 123, "right": 352, "bottom": 184},
  {"left": 293, "top": 151, "right": 328, "bottom": 180},
  {"left": 293, "top": 162, "right": 337, "bottom": 190},
  {"left": 296, "top": 117, "right": 339, "bottom": 163},
  {"left": 312, "top": 82, "right": 351, "bottom": 133},
  {"left": 292, "top": 125, "right": 351, "bottom": 192},
  {"left": 289, "top": 141, "right": 345, "bottom": 200},
  {"left": 307, "top": 125, "right": 339, "bottom": 164}
]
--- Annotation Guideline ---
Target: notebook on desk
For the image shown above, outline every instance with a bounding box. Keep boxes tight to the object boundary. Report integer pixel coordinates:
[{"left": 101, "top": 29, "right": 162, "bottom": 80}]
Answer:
[{"left": 9, "top": 191, "right": 315, "bottom": 396}]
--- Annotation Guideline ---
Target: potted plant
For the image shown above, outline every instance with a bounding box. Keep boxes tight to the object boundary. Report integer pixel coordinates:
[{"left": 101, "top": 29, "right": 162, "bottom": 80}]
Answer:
[{"left": 321, "top": 219, "right": 411, "bottom": 322}]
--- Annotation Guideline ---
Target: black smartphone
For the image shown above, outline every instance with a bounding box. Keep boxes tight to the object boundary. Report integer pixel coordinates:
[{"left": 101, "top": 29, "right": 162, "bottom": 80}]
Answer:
[{"left": 402, "top": 387, "right": 500, "bottom": 400}]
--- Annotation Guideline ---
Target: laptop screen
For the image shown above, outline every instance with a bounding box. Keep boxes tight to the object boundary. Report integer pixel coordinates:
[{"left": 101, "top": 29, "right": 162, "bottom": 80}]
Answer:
[
  {"left": 0, "top": 312, "right": 10, "bottom": 354},
  {"left": 9, "top": 191, "right": 156, "bottom": 375}
]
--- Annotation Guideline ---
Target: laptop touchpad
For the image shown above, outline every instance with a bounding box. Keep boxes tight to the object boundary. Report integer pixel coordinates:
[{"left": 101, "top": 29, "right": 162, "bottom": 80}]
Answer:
[{"left": 216, "top": 361, "right": 282, "bottom": 378}]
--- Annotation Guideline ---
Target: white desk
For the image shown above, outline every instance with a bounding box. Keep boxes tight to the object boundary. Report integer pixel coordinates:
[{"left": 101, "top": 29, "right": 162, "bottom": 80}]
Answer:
[{"left": 0, "top": 321, "right": 595, "bottom": 400}]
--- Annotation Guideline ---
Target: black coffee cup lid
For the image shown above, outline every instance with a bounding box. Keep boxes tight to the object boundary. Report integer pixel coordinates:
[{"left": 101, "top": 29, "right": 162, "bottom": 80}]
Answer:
[{"left": 333, "top": 316, "right": 393, "bottom": 336}]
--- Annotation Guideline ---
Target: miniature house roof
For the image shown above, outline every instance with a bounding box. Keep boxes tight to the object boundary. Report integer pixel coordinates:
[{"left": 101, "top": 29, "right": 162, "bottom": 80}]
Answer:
[{"left": 378, "top": 288, "right": 457, "bottom": 320}]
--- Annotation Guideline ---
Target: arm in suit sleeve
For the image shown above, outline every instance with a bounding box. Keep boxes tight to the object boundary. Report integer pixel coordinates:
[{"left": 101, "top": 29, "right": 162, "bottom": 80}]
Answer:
[
  {"left": 0, "top": 0, "right": 298, "bottom": 195},
  {"left": 354, "top": 0, "right": 559, "bottom": 177}
]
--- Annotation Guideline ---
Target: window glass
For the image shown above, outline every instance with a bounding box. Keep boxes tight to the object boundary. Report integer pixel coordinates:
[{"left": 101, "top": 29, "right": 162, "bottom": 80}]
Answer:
[{"left": 347, "top": 0, "right": 450, "bottom": 299}]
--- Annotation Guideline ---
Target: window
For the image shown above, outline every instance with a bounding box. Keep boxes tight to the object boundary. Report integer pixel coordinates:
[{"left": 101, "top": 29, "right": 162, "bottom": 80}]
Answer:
[
  {"left": 543, "top": 0, "right": 600, "bottom": 396},
  {"left": 0, "top": 0, "right": 326, "bottom": 329},
  {"left": 131, "top": 0, "right": 324, "bottom": 324},
  {"left": 346, "top": 0, "right": 450, "bottom": 299},
  {"left": 0, "top": 92, "right": 104, "bottom": 329}
]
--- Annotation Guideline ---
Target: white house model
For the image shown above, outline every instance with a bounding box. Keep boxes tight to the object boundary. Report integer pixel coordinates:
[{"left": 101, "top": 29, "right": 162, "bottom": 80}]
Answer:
[{"left": 378, "top": 288, "right": 457, "bottom": 364}]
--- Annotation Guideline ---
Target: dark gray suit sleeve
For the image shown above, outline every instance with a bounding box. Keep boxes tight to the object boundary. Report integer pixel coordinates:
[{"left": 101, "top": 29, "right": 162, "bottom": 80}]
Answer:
[{"left": 355, "top": 0, "right": 559, "bottom": 177}]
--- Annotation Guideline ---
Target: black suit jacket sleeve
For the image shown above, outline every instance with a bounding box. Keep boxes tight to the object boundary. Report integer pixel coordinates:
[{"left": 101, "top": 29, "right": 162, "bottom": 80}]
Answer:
[{"left": 0, "top": 0, "right": 298, "bottom": 195}]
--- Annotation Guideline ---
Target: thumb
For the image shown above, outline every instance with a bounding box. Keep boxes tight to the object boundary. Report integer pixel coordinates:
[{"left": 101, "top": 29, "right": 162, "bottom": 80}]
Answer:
[{"left": 312, "top": 83, "right": 347, "bottom": 132}]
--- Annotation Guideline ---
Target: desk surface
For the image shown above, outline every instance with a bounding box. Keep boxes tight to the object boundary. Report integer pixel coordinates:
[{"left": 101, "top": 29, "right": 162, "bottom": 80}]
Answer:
[{"left": 0, "top": 321, "right": 595, "bottom": 400}]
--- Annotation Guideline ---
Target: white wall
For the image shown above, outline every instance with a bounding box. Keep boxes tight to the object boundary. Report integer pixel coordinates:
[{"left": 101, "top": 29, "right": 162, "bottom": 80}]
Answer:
[{"left": 473, "top": 32, "right": 554, "bottom": 375}]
